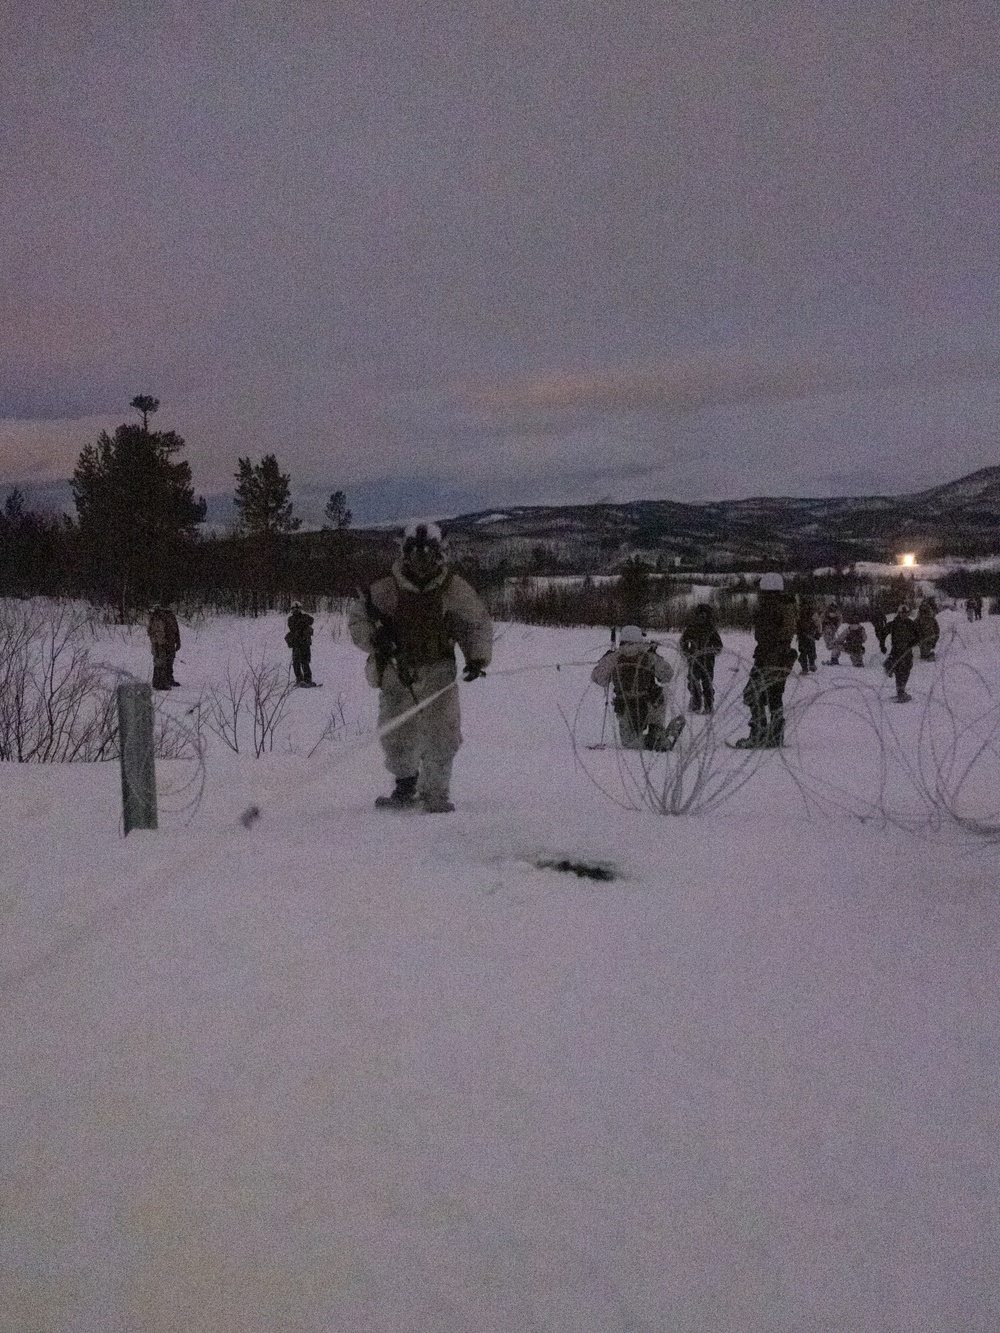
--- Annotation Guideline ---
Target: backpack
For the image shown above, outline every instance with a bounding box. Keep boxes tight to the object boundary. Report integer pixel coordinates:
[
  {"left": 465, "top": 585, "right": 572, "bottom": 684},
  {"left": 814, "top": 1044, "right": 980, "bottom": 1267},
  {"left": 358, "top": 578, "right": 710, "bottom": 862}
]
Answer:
[{"left": 613, "top": 650, "right": 663, "bottom": 729}]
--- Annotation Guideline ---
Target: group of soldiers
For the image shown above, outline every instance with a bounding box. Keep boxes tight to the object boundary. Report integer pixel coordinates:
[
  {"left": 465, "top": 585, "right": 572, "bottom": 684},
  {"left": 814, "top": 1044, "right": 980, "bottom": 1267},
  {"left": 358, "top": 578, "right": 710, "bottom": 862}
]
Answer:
[
  {"left": 730, "top": 578, "right": 941, "bottom": 746},
  {"left": 145, "top": 536, "right": 966, "bottom": 808},
  {"left": 587, "top": 575, "right": 794, "bottom": 752},
  {"left": 588, "top": 579, "right": 952, "bottom": 753}
]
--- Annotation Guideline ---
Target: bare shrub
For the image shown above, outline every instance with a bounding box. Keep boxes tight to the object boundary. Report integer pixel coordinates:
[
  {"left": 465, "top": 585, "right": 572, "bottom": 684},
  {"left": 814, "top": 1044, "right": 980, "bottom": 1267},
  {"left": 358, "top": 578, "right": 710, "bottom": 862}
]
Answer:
[
  {"left": 152, "top": 705, "right": 204, "bottom": 762},
  {"left": 306, "top": 694, "right": 348, "bottom": 758},
  {"left": 0, "top": 600, "right": 120, "bottom": 762},
  {"left": 190, "top": 648, "right": 294, "bottom": 757},
  {"left": 245, "top": 648, "right": 295, "bottom": 756},
  {"left": 196, "top": 662, "right": 251, "bottom": 753}
]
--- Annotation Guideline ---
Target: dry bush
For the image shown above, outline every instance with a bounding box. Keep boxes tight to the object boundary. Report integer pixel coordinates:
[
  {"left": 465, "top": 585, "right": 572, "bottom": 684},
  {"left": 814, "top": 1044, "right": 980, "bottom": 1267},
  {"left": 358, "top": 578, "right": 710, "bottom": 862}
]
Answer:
[
  {"left": 0, "top": 600, "right": 119, "bottom": 762},
  {"left": 189, "top": 648, "right": 295, "bottom": 757}
]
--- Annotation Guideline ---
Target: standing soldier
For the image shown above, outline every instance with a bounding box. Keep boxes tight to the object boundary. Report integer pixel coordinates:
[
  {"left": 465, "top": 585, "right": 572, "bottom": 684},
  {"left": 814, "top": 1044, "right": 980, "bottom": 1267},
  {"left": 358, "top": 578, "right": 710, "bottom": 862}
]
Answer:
[
  {"left": 915, "top": 597, "right": 940, "bottom": 661},
  {"left": 883, "top": 605, "right": 920, "bottom": 702},
  {"left": 590, "top": 626, "right": 683, "bottom": 749},
  {"left": 821, "top": 603, "right": 842, "bottom": 661},
  {"left": 285, "top": 601, "right": 316, "bottom": 686},
  {"left": 734, "top": 573, "right": 797, "bottom": 748},
  {"left": 148, "top": 602, "right": 181, "bottom": 690},
  {"left": 795, "top": 597, "right": 821, "bottom": 674},
  {"left": 679, "top": 604, "right": 723, "bottom": 712},
  {"left": 841, "top": 616, "right": 867, "bottom": 667},
  {"left": 348, "top": 521, "right": 493, "bottom": 813},
  {"left": 870, "top": 605, "right": 890, "bottom": 653}
]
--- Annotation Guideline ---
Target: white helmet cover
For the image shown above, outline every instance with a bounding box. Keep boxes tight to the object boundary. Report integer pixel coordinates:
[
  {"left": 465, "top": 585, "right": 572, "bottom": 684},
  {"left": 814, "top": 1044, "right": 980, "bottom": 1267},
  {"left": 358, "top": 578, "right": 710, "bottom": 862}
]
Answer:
[
  {"left": 401, "top": 520, "right": 445, "bottom": 554},
  {"left": 619, "top": 625, "right": 645, "bottom": 644},
  {"left": 758, "top": 572, "right": 784, "bottom": 592}
]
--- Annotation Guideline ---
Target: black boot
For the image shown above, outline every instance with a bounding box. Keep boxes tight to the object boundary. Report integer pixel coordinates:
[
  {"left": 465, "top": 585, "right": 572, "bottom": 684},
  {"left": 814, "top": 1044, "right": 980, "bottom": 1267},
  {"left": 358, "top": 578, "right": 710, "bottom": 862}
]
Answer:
[{"left": 375, "top": 774, "right": 419, "bottom": 809}]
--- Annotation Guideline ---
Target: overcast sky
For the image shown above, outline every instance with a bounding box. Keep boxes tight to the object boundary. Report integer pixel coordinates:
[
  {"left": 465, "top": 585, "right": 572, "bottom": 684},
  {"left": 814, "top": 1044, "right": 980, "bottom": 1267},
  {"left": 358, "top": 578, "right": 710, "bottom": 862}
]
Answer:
[{"left": 3, "top": 0, "right": 999, "bottom": 519}]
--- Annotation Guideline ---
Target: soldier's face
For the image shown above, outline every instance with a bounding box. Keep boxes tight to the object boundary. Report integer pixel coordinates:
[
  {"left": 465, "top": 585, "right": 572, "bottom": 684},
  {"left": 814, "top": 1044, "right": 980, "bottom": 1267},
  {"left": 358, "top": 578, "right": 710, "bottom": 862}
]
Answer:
[{"left": 404, "top": 545, "right": 441, "bottom": 583}]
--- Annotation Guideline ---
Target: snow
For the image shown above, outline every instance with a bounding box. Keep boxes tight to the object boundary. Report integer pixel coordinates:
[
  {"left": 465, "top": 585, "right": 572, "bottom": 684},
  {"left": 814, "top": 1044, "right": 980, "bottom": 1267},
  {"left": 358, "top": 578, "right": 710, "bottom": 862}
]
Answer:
[
  {"left": 3, "top": 607, "right": 1000, "bottom": 1332},
  {"left": 855, "top": 556, "right": 1000, "bottom": 578}
]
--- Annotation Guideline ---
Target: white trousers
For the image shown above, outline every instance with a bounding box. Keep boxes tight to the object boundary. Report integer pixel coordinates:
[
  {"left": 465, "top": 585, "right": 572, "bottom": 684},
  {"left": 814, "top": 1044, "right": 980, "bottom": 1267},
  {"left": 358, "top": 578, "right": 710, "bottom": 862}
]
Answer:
[{"left": 378, "top": 658, "right": 461, "bottom": 798}]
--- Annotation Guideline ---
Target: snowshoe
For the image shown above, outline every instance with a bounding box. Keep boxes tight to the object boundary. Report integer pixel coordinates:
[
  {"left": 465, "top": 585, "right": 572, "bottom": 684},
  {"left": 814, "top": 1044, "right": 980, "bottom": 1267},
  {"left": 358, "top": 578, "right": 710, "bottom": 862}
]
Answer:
[{"left": 645, "top": 716, "right": 685, "bottom": 751}]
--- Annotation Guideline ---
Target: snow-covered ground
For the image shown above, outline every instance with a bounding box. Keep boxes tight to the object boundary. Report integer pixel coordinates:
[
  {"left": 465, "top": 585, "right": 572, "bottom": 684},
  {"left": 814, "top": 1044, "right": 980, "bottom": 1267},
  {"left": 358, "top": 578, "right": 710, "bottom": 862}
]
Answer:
[{"left": 3, "top": 607, "right": 1000, "bottom": 1332}]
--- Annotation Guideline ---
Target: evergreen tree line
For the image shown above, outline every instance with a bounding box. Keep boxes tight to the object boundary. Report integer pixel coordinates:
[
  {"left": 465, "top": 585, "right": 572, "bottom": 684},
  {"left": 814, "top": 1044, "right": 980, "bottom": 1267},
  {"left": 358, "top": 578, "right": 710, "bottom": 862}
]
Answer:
[
  {"left": 0, "top": 399, "right": 386, "bottom": 618},
  {"left": 490, "top": 565, "right": 977, "bottom": 632}
]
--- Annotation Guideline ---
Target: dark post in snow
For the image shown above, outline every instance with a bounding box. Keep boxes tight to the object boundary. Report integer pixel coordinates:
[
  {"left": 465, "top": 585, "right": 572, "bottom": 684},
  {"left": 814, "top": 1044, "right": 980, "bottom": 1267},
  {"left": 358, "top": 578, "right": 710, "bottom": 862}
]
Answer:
[{"left": 117, "top": 683, "right": 157, "bottom": 833}]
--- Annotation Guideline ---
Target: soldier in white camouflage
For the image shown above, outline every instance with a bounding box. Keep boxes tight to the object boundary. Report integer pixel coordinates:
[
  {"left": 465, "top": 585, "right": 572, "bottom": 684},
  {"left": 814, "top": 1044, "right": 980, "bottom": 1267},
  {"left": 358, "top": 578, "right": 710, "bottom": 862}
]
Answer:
[
  {"left": 348, "top": 522, "right": 493, "bottom": 813},
  {"left": 590, "top": 626, "right": 681, "bottom": 750}
]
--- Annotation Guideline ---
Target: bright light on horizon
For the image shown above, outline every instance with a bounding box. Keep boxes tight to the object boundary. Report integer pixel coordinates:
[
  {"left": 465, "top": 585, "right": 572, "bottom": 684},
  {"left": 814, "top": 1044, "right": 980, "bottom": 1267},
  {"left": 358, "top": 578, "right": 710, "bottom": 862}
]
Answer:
[{"left": 900, "top": 553, "right": 917, "bottom": 567}]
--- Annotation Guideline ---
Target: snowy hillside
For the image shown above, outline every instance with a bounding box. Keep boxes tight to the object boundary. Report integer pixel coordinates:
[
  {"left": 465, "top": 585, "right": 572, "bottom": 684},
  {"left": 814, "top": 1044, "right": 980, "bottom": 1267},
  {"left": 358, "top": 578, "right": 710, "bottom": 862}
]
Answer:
[
  {"left": 3, "top": 607, "right": 1000, "bottom": 1332},
  {"left": 445, "top": 464, "right": 1000, "bottom": 568}
]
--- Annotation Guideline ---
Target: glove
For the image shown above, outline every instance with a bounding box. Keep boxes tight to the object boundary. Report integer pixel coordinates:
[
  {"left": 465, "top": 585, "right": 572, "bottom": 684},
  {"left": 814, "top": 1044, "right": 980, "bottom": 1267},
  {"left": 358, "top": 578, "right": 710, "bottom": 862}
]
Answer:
[{"left": 462, "top": 659, "right": 487, "bottom": 682}]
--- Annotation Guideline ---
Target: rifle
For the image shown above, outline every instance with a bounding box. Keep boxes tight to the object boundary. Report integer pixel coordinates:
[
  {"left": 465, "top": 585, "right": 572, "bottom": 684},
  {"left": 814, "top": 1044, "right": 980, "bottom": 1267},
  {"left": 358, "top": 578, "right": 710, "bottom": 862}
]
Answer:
[{"left": 360, "top": 586, "right": 418, "bottom": 695}]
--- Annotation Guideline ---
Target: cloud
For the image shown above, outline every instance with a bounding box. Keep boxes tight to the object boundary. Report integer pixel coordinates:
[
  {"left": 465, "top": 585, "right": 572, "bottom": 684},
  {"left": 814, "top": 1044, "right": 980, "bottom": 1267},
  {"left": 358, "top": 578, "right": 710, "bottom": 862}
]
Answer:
[
  {"left": 445, "top": 343, "right": 1000, "bottom": 428},
  {"left": 0, "top": 416, "right": 115, "bottom": 485}
]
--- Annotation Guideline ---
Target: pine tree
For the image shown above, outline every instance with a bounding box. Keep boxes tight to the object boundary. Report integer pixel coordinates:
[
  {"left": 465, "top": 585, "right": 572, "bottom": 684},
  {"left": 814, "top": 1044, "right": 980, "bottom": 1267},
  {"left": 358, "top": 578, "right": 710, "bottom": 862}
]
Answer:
[
  {"left": 618, "top": 556, "right": 653, "bottom": 627},
  {"left": 322, "top": 489, "right": 352, "bottom": 530},
  {"left": 130, "top": 395, "right": 160, "bottom": 431},
  {"left": 72, "top": 411, "right": 206, "bottom": 616},
  {"left": 232, "top": 455, "right": 301, "bottom": 539}
]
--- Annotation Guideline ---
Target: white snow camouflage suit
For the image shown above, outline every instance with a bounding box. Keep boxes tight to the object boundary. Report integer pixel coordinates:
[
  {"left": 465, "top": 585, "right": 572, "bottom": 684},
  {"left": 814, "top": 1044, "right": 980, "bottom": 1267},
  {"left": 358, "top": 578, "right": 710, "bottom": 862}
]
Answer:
[
  {"left": 591, "top": 643, "right": 674, "bottom": 749},
  {"left": 348, "top": 562, "right": 493, "bottom": 804}
]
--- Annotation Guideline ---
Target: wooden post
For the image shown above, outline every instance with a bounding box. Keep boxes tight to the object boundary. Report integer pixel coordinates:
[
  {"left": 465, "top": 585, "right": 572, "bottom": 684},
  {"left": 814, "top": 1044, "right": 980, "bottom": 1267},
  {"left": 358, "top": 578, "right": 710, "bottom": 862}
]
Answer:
[{"left": 117, "top": 683, "right": 157, "bottom": 833}]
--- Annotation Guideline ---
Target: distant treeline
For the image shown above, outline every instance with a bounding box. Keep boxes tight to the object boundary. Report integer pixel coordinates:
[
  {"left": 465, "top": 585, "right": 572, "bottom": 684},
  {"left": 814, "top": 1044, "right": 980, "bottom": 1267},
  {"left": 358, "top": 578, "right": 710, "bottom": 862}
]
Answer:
[
  {"left": 0, "top": 511, "right": 400, "bottom": 617},
  {"left": 486, "top": 567, "right": 959, "bottom": 632},
  {"left": 4, "top": 498, "right": 991, "bottom": 630}
]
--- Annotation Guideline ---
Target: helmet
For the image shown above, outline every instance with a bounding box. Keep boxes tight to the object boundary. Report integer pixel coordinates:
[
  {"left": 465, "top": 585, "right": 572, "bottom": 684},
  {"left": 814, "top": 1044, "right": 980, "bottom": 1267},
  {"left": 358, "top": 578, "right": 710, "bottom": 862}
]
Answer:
[
  {"left": 401, "top": 520, "right": 445, "bottom": 557},
  {"left": 758, "top": 572, "right": 784, "bottom": 592},
  {"left": 400, "top": 521, "right": 447, "bottom": 582},
  {"left": 619, "top": 625, "right": 645, "bottom": 644}
]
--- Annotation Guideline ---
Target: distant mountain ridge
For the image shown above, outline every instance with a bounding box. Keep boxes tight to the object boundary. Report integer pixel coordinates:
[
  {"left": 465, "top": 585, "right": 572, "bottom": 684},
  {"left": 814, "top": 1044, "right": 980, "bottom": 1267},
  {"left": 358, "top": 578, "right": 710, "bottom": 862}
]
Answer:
[{"left": 443, "top": 465, "right": 1000, "bottom": 569}]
